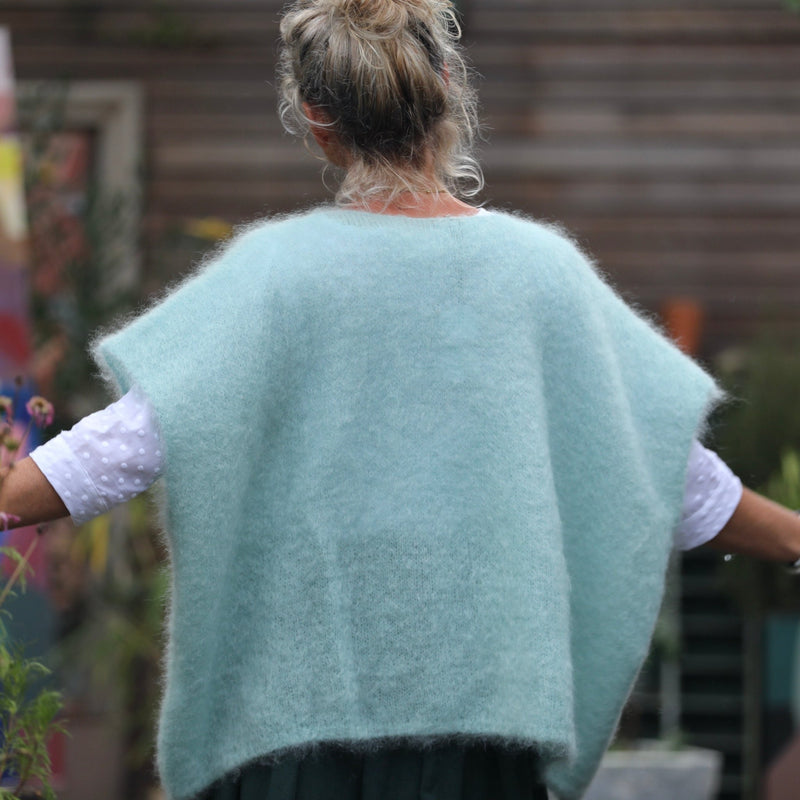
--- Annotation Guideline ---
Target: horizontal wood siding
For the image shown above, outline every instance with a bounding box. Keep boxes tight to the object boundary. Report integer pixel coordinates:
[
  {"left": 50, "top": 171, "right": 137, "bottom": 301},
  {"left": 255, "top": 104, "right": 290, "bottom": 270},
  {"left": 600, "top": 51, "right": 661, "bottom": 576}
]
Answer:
[
  {"left": 5, "top": 3, "right": 800, "bottom": 799},
  {"left": 5, "top": 0, "right": 799, "bottom": 356},
  {"left": 470, "top": 2, "right": 800, "bottom": 357}
]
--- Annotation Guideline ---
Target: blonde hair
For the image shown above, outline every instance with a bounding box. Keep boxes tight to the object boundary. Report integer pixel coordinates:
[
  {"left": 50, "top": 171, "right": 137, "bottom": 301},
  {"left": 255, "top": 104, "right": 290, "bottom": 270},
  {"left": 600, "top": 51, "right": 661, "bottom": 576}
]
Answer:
[{"left": 278, "top": 0, "right": 483, "bottom": 206}]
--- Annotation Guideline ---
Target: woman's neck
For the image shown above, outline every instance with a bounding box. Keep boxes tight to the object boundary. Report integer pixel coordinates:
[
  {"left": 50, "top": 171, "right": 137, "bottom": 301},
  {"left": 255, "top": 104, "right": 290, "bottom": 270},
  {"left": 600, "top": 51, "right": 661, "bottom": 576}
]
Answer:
[{"left": 348, "top": 190, "right": 479, "bottom": 218}]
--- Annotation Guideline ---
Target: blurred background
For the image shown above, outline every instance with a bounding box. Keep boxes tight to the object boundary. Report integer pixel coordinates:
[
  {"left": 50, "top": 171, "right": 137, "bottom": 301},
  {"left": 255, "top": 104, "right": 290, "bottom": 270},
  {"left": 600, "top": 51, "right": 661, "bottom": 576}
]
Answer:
[{"left": 1, "top": 1, "right": 800, "bottom": 798}]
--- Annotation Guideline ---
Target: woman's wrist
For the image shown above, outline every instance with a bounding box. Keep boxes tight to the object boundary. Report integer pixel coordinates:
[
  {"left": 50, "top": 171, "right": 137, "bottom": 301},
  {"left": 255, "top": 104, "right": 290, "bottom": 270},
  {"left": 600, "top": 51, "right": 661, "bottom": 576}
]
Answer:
[{"left": 787, "top": 511, "right": 800, "bottom": 574}]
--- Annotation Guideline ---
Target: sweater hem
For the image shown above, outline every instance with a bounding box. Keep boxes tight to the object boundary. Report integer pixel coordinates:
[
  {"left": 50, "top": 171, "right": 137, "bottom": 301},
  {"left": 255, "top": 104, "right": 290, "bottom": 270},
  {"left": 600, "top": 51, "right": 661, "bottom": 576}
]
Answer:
[{"left": 173, "top": 732, "right": 573, "bottom": 800}]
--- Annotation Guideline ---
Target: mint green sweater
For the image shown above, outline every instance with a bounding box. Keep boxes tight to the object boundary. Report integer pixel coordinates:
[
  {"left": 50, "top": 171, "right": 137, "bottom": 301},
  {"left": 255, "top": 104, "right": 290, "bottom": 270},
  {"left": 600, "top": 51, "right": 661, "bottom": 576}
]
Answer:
[{"left": 95, "top": 207, "right": 719, "bottom": 800}]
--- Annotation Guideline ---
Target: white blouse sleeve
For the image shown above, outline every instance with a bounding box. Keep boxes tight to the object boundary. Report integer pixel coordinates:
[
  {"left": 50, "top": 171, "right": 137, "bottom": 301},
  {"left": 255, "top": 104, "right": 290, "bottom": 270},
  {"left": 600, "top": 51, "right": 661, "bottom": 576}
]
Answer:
[
  {"left": 674, "top": 439, "right": 743, "bottom": 551},
  {"left": 30, "top": 387, "right": 741, "bottom": 546},
  {"left": 30, "top": 387, "right": 163, "bottom": 526}
]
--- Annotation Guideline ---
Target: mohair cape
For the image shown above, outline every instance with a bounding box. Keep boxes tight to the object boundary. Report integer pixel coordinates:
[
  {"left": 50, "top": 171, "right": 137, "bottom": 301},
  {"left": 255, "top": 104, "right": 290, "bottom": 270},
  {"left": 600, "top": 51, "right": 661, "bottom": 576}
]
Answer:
[{"left": 94, "top": 207, "right": 720, "bottom": 800}]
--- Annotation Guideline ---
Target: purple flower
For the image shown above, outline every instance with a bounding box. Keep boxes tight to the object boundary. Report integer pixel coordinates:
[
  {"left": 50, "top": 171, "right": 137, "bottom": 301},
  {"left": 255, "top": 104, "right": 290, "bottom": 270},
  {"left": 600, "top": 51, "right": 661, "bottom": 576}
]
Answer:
[
  {"left": 25, "top": 396, "right": 54, "bottom": 428},
  {"left": 0, "top": 512, "right": 21, "bottom": 532}
]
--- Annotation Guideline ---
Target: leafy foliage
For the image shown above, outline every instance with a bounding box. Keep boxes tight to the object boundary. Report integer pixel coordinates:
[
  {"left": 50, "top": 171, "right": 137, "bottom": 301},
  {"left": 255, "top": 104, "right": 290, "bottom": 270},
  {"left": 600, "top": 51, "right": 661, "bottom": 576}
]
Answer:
[
  {"left": 0, "top": 393, "right": 64, "bottom": 798},
  {"left": 709, "top": 340, "right": 800, "bottom": 487},
  {"left": 711, "top": 340, "right": 800, "bottom": 613},
  {"left": 761, "top": 450, "right": 800, "bottom": 510},
  {"left": 0, "top": 542, "right": 65, "bottom": 800},
  {"left": 0, "top": 643, "right": 65, "bottom": 800}
]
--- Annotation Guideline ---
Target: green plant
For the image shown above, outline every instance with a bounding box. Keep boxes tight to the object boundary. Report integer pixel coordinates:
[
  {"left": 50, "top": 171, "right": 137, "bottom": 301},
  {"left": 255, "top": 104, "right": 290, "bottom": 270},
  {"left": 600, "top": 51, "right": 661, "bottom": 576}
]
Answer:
[
  {"left": 716, "top": 452, "right": 800, "bottom": 615},
  {"left": 711, "top": 340, "right": 800, "bottom": 613},
  {"left": 0, "top": 642, "right": 65, "bottom": 800},
  {"left": 710, "top": 340, "right": 800, "bottom": 488},
  {"left": 761, "top": 449, "right": 800, "bottom": 510},
  {"left": 0, "top": 387, "right": 65, "bottom": 799}
]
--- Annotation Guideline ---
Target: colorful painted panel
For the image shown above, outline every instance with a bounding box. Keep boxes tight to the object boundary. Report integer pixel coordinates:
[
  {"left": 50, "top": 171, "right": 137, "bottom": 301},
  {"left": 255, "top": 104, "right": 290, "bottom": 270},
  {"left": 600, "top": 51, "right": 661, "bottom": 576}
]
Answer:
[{"left": 0, "top": 28, "right": 30, "bottom": 381}]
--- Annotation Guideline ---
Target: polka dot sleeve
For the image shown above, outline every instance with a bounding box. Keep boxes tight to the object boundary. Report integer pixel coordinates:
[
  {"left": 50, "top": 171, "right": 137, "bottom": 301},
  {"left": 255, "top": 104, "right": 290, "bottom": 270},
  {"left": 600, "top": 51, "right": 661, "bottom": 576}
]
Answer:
[
  {"left": 674, "top": 439, "right": 743, "bottom": 551},
  {"left": 31, "top": 389, "right": 739, "bottom": 545},
  {"left": 29, "top": 387, "right": 163, "bottom": 526}
]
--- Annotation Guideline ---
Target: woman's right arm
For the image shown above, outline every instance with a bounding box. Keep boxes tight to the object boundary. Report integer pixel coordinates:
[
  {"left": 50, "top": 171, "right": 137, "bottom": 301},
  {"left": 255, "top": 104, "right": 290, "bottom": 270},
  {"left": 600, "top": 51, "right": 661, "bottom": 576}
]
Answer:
[
  {"left": 707, "top": 488, "right": 800, "bottom": 566},
  {"left": 676, "top": 442, "right": 800, "bottom": 567}
]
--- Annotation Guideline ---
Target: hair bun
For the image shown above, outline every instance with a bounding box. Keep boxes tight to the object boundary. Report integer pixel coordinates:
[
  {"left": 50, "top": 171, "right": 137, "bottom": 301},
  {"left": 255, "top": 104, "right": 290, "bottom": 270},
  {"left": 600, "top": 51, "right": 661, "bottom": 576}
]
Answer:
[
  {"left": 278, "top": 0, "right": 482, "bottom": 204},
  {"left": 335, "top": 0, "right": 406, "bottom": 35}
]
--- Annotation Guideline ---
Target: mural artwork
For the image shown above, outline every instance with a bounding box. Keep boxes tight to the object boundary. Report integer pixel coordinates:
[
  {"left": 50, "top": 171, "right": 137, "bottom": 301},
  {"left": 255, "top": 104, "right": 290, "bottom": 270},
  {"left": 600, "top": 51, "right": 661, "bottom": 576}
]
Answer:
[{"left": 0, "top": 28, "right": 30, "bottom": 381}]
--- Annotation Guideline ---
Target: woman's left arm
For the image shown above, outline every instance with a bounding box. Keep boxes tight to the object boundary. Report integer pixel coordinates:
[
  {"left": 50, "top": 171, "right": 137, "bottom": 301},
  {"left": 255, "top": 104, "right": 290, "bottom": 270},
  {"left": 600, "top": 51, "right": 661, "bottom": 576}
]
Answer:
[{"left": 1, "top": 387, "right": 163, "bottom": 531}]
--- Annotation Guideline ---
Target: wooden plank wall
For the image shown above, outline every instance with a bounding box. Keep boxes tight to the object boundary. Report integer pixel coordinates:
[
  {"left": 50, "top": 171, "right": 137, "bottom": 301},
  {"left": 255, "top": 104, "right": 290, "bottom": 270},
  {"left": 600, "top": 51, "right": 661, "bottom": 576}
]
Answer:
[
  {"left": 471, "top": 0, "right": 800, "bottom": 358},
  {"left": 3, "top": 2, "right": 800, "bottom": 798},
  {"left": 4, "top": 0, "right": 800, "bottom": 358}
]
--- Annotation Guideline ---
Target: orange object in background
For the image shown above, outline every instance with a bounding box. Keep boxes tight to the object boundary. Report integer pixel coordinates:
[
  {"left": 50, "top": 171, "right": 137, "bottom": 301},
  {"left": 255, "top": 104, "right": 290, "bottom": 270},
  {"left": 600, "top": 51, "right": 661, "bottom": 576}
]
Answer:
[{"left": 661, "top": 297, "right": 704, "bottom": 357}]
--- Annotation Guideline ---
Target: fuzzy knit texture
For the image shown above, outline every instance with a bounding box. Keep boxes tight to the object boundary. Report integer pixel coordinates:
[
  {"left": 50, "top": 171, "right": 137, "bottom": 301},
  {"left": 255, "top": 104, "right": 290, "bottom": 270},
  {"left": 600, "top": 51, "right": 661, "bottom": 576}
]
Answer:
[{"left": 93, "top": 206, "right": 720, "bottom": 800}]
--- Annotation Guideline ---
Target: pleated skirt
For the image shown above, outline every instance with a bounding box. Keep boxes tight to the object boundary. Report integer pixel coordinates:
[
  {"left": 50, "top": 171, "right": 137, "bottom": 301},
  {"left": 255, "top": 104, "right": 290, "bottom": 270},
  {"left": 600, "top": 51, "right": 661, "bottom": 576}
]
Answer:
[{"left": 197, "top": 743, "right": 548, "bottom": 800}]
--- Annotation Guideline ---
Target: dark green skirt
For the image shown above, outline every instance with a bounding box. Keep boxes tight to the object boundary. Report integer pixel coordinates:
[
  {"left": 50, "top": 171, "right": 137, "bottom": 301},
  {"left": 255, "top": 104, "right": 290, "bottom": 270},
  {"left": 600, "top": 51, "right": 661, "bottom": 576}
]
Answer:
[{"left": 197, "top": 743, "right": 548, "bottom": 800}]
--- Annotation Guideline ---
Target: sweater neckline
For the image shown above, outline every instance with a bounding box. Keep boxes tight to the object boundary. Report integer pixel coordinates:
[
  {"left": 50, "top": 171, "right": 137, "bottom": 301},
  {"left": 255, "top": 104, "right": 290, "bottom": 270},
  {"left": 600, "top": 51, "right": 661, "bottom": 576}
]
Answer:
[{"left": 311, "top": 205, "right": 494, "bottom": 229}]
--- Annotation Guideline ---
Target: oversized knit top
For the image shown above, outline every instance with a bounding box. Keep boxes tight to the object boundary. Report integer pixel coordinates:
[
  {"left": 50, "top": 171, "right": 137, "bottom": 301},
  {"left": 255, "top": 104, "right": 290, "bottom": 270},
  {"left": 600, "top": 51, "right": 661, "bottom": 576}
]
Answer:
[
  {"left": 30, "top": 392, "right": 741, "bottom": 547},
  {"left": 93, "top": 207, "right": 720, "bottom": 800}
]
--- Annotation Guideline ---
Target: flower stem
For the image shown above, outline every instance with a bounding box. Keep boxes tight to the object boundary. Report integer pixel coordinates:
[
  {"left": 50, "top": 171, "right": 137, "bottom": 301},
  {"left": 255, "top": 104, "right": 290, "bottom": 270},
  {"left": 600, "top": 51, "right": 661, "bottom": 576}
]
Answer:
[
  {"left": 14, "top": 420, "right": 34, "bottom": 464},
  {"left": 0, "top": 537, "right": 38, "bottom": 611}
]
